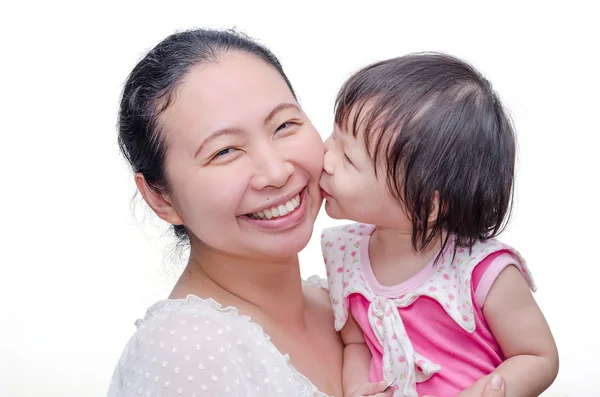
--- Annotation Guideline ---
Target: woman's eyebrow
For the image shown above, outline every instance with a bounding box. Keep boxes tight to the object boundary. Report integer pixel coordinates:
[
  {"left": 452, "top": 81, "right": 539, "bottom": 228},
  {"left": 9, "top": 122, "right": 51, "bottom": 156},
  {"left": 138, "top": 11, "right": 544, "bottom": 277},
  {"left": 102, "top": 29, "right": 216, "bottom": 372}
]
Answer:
[
  {"left": 263, "top": 103, "right": 300, "bottom": 125},
  {"left": 194, "top": 127, "right": 243, "bottom": 158}
]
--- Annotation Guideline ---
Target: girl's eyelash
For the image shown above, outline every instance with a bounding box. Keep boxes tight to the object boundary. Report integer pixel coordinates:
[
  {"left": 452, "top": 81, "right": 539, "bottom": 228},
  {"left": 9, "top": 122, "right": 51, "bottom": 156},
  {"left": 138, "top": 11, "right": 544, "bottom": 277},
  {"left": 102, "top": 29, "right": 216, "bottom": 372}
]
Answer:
[{"left": 343, "top": 154, "right": 353, "bottom": 165}]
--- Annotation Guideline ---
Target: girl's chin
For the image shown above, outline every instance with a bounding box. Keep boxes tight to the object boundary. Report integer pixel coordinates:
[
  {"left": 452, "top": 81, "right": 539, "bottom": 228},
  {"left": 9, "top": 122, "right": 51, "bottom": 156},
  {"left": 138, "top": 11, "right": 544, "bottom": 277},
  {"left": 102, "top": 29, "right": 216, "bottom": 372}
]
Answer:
[{"left": 323, "top": 200, "right": 343, "bottom": 220}]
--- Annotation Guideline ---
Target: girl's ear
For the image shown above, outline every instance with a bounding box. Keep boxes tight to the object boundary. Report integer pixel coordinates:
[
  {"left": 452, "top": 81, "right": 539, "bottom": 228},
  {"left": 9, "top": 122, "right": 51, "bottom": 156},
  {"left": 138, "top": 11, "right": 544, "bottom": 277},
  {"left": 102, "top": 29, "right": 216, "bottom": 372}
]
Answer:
[
  {"left": 134, "top": 173, "right": 184, "bottom": 226},
  {"left": 428, "top": 191, "right": 442, "bottom": 224}
]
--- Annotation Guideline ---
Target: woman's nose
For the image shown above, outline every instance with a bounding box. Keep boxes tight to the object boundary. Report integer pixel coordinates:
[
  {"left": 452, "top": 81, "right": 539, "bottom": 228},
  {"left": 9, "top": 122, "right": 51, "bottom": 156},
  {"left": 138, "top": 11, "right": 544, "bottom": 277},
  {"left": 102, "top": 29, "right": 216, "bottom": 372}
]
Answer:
[{"left": 250, "top": 145, "right": 294, "bottom": 190}]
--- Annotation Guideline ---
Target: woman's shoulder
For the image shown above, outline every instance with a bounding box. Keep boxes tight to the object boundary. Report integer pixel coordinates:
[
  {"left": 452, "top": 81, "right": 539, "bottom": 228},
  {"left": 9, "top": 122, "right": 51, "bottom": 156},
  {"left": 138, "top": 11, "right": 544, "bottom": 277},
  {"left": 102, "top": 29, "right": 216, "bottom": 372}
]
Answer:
[
  {"left": 108, "top": 295, "right": 301, "bottom": 396},
  {"left": 303, "top": 276, "right": 333, "bottom": 310},
  {"left": 303, "top": 276, "right": 336, "bottom": 325},
  {"left": 139, "top": 295, "right": 241, "bottom": 330}
]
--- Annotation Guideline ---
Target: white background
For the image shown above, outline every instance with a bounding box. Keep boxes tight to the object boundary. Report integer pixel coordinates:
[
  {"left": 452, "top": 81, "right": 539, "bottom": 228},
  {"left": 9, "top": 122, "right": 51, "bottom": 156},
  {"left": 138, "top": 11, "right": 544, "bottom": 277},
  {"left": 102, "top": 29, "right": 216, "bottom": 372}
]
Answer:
[{"left": 1, "top": 1, "right": 598, "bottom": 396}]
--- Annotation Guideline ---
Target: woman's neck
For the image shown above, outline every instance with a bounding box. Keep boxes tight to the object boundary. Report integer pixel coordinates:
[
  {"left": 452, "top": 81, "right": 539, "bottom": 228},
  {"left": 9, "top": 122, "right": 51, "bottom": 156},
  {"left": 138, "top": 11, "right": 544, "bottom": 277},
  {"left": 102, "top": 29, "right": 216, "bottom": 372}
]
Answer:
[{"left": 173, "top": 242, "right": 306, "bottom": 326}]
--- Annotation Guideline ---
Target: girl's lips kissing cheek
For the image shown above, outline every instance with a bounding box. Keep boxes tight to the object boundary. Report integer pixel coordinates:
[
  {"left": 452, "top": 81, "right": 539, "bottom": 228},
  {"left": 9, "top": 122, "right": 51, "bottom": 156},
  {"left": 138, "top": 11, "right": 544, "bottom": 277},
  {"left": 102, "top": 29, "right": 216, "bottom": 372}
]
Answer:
[
  {"left": 319, "top": 185, "right": 332, "bottom": 199},
  {"left": 240, "top": 188, "right": 308, "bottom": 230}
]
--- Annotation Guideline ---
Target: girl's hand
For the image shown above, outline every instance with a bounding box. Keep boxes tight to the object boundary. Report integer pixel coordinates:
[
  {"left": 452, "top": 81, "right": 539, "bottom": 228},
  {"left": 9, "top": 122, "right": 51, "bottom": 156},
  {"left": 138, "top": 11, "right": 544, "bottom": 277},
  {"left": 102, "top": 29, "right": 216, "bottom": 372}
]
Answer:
[{"left": 348, "top": 380, "right": 394, "bottom": 397}]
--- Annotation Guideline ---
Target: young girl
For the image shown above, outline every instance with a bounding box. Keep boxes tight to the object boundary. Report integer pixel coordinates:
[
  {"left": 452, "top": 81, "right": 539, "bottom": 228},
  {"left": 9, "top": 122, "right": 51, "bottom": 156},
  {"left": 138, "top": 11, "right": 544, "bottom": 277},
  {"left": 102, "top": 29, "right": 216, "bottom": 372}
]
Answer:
[{"left": 319, "top": 53, "right": 558, "bottom": 397}]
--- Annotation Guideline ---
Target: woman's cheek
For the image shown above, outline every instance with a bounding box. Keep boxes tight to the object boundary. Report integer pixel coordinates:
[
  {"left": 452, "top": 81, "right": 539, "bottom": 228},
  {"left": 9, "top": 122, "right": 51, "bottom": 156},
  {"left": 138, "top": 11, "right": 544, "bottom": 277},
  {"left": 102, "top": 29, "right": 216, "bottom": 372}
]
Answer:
[{"left": 304, "top": 133, "right": 326, "bottom": 175}]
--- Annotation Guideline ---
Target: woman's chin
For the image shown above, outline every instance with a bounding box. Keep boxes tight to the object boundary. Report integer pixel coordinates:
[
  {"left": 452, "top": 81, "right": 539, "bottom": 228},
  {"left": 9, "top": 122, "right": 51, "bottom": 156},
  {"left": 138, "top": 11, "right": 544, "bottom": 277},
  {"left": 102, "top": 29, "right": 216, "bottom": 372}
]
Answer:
[{"left": 250, "top": 236, "right": 311, "bottom": 260}]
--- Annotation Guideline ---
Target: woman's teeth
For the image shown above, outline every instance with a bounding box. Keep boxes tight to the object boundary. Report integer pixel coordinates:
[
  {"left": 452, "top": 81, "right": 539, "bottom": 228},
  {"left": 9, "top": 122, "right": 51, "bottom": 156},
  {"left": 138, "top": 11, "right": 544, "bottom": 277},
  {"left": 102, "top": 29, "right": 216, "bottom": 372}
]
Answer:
[{"left": 249, "top": 194, "right": 301, "bottom": 219}]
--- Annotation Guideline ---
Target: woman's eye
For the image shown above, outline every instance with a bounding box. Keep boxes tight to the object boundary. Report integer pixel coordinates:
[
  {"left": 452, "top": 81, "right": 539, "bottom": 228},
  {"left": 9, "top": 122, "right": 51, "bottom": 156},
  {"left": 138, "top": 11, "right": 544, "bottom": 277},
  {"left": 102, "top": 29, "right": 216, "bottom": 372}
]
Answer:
[
  {"left": 214, "top": 147, "right": 235, "bottom": 157},
  {"left": 276, "top": 121, "right": 296, "bottom": 132}
]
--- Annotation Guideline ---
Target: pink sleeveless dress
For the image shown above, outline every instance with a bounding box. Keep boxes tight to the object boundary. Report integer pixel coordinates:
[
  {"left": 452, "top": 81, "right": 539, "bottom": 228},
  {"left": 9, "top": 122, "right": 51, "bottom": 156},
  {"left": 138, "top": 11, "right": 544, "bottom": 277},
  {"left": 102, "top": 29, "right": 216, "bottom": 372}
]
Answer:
[{"left": 322, "top": 223, "right": 535, "bottom": 397}]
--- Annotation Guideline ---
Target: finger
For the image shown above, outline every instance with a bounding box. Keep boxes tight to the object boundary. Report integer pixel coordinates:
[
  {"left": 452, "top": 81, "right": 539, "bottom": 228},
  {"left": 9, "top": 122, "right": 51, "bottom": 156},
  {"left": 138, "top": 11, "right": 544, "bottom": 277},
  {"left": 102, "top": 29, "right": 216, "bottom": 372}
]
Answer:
[
  {"left": 376, "top": 380, "right": 389, "bottom": 393},
  {"left": 356, "top": 380, "right": 388, "bottom": 395},
  {"left": 354, "top": 382, "right": 381, "bottom": 396},
  {"left": 482, "top": 374, "right": 505, "bottom": 397},
  {"left": 371, "top": 390, "right": 394, "bottom": 397},
  {"left": 382, "top": 378, "right": 396, "bottom": 392},
  {"left": 371, "top": 380, "right": 394, "bottom": 397}
]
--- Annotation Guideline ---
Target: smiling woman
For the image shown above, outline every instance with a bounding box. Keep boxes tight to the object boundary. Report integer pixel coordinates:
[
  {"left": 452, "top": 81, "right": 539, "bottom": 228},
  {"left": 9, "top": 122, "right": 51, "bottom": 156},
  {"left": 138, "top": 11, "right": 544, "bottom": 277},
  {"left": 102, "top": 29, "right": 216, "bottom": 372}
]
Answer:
[{"left": 108, "top": 28, "right": 344, "bottom": 397}]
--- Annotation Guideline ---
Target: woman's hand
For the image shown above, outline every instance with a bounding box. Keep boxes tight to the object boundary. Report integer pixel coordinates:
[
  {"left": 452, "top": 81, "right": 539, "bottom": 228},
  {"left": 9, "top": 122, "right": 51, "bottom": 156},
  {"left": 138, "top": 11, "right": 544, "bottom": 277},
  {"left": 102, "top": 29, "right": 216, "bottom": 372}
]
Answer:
[
  {"left": 423, "top": 374, "right": 505, "bottom": 397},
  {"left": 347, "top": 380, "right": 394, "bottom": 397}
]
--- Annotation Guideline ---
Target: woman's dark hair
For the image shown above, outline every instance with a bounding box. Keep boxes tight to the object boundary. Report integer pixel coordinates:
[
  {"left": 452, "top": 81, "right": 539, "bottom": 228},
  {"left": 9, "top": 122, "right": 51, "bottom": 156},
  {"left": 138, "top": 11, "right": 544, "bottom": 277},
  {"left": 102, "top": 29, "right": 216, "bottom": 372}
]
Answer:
[
  {"left": 335, "top": 52, "right": 516, "bottom": 253},
  {"left": 118, "top": 28, "right": 296, "bottom": 242}
]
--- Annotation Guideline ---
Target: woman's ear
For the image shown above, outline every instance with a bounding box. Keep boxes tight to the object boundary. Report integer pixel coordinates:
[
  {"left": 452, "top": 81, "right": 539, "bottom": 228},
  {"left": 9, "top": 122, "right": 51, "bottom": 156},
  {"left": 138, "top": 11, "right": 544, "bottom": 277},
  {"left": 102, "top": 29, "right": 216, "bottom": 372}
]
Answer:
[{"left": 134, "top": 173, "right": 184, "bottom": 226}]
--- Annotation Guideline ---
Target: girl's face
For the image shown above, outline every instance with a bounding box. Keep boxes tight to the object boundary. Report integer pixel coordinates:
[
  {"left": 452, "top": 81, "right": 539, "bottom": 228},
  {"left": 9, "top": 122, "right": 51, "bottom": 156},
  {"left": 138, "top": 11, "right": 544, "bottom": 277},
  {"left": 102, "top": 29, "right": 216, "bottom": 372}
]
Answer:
[
  {"left": 157, "top": 52, "right": 324, "bottom": 259},
  {"left": 320, "top": 121, "right": 412, "bottom": 231}
]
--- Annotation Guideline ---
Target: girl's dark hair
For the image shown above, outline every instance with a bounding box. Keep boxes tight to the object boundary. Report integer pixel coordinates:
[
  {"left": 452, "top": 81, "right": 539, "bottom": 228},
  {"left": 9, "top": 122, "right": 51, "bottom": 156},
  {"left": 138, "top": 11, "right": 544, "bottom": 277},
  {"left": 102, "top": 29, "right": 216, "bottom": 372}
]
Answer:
[
  {"left": 335, "top": 52, "right": 516, "bottom": 252},
  {"left": 118, "top": 28, "right": 296, "bottom": 242}
]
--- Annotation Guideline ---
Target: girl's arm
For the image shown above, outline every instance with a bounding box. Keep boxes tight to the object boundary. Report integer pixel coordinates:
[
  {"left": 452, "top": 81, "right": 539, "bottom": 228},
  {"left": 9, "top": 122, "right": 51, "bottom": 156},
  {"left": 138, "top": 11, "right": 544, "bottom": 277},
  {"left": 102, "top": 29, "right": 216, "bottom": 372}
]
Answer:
[
  {"left": 457, "top": 265, "right": 559, "bottom": 397},
  {"left": 342, "top": 312, "right": 391, "bottom": 397}
]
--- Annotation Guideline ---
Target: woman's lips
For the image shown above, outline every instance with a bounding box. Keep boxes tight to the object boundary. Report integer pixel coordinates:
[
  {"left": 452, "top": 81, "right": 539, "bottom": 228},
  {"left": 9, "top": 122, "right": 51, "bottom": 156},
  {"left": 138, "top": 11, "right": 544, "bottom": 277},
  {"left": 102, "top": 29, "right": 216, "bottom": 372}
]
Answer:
[{"left": 240, "top": 188, "right": 308, "bottom": 231}]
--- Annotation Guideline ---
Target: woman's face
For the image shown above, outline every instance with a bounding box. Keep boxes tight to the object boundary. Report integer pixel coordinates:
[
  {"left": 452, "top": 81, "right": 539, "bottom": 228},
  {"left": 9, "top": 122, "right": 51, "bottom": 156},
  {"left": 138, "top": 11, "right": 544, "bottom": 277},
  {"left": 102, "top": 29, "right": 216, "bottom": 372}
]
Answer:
[{"left": 159, "top": 52, "right": 324, "bottom": 259}]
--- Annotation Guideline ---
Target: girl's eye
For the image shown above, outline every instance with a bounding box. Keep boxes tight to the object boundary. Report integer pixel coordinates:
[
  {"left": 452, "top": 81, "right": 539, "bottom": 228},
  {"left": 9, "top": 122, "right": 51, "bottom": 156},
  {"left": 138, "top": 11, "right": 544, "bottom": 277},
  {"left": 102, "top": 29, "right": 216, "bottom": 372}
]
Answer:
[{"left": 343, "top": 154, "right": 354, "bottom": 166}]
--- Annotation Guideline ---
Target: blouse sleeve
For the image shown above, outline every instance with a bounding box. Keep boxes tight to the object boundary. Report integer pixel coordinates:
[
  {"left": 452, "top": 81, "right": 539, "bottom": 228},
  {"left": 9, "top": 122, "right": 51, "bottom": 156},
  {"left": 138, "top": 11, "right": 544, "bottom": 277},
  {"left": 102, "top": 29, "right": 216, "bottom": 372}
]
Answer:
[{"left": 107, "top": 299, "right": 300, "bottom": 397}]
